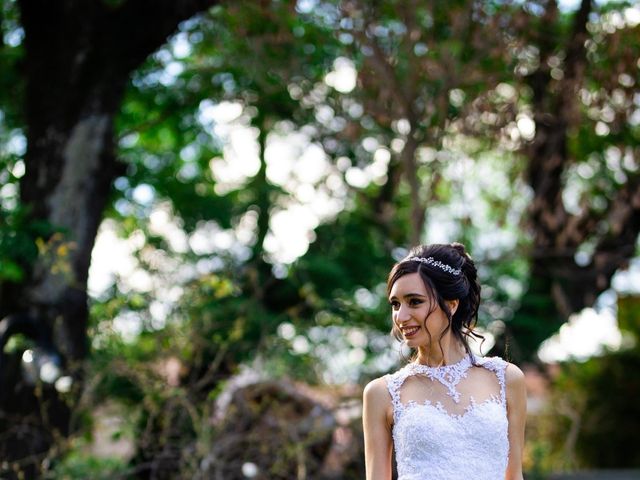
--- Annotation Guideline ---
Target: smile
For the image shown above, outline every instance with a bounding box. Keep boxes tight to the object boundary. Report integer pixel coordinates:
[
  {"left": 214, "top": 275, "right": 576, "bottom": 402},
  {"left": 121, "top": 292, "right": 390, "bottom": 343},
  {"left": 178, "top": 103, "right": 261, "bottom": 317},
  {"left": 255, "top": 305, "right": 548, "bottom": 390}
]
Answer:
[{"left": 402, "top": 326, "right": 420, "bottom": 337}]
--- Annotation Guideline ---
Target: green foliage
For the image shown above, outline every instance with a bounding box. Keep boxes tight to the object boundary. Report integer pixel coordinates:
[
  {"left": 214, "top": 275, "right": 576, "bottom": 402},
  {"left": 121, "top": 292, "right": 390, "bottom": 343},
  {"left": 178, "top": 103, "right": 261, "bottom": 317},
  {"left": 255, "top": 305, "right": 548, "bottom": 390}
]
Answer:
[
  {"left": 299, "top": 205, "right": 395, "bottom": 301},
  {"left": 3, "top": 0, "right": 640, "bottom": 475},
  {"left": 618, "top": 295, "right": 640, "bottom": 334},
  {"left": 0, "top": 205, "right": 52, "bottom": 283},
  {"left": 540, "top": 347, "right": 640, "bottom": 469},
  {"left": 81, "top": 3, "right": 640, "bottom": 471},
  {"left": 0, "top": 5, "right": 33, "bottom": 283},
  {"left": 48, "top": 454, "right": 128, "bottom": 480},
  {"left": 531, "top": 296, "right": 640, "bottom": 470},
  {"left": 0, "top": 0, "right": 24, "bottom": 128}
]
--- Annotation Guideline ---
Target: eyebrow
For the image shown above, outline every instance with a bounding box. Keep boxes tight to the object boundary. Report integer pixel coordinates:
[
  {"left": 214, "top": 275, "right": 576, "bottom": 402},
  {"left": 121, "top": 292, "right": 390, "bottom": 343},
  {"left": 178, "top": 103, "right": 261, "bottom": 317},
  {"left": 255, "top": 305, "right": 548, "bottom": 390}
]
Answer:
[{"left": 388, "top": 292, "right": 426, "bottom": 300}]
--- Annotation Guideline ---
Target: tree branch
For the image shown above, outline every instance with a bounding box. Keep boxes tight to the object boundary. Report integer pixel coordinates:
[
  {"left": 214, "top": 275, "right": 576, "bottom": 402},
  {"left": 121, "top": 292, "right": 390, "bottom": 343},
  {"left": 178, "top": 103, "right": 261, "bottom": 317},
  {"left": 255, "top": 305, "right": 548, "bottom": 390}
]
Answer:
[
  {"left": 525, "top": 0, "right": 592, "bottom": 248},
  {"left": 108, "top": 0, "right": 220, "bottom": 75}
]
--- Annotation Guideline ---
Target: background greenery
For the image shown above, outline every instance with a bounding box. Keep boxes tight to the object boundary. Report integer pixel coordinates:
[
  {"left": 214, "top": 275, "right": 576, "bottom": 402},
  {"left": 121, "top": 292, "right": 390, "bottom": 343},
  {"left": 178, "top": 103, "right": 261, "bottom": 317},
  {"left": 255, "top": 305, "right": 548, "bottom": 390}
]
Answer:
[{"left": 1, "top": 0, "right": 640, "bottom": 478}]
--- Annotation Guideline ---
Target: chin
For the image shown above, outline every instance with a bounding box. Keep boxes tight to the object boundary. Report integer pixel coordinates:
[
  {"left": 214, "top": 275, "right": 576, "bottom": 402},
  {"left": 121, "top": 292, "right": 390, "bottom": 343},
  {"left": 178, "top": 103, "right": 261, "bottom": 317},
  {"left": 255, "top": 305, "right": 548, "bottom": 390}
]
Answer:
[{"left": 405, "top": 337, "right": 424, "bottom": 348}]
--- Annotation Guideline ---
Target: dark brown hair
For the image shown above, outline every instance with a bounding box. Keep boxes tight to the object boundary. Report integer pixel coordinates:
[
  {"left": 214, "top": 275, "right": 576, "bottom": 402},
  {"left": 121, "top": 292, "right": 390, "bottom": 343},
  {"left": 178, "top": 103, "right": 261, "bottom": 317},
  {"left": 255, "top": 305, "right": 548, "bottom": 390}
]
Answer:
[{"left": 387, "top": 243, "right": 483, "bottom": 363}]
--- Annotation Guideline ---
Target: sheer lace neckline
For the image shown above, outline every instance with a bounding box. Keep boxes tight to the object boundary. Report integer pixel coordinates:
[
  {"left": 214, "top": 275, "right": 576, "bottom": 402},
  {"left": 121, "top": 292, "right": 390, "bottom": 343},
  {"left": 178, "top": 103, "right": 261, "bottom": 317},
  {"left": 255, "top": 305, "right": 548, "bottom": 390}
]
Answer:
[
  {"left": 410, "top": 353, "right": 472, "bottom": 371},
  {"left": 404, "top": 354, "right": 473, "bottom": 403},
  {"left": 386, "top": 355, "right": 510, "bottom": 480}
]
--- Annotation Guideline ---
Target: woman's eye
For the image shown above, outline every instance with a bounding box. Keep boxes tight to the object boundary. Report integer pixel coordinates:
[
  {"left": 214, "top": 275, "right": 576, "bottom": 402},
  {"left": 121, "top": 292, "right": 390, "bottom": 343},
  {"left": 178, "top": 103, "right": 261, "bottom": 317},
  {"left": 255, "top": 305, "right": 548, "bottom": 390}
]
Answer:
[
  {"left": 389, "top": 301, "right": 399, "bottom": 309},
  {"left": 410, "top": 299, "right": 422, "bottom": 306}
]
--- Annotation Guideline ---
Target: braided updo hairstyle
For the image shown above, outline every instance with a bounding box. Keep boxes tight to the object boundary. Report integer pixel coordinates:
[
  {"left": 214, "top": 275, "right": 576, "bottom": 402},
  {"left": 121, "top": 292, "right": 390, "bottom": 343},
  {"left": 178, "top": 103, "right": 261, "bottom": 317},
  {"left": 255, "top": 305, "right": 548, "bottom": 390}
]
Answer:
[{"left": 387, "top": 243, "right": 483, "bottom": 363}]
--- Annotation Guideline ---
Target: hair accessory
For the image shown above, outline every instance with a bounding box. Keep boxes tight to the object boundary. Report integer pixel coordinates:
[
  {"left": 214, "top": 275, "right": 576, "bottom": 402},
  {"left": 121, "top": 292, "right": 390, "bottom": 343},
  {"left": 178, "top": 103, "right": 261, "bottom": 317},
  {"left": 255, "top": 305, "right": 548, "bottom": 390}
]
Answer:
[{"left": 407, "top": 256, "right": 461, "bottom": 276}]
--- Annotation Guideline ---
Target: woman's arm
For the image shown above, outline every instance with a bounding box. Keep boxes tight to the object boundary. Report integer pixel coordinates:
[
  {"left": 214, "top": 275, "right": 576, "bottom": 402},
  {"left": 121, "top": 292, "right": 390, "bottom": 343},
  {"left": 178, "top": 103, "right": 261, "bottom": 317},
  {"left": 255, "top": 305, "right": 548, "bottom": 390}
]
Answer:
[
  {"left": 504, "top": 363, "right": 527, "bottom": 480},
  {"left": 363, "top": 377, "right": 393, "bottom": 480}
]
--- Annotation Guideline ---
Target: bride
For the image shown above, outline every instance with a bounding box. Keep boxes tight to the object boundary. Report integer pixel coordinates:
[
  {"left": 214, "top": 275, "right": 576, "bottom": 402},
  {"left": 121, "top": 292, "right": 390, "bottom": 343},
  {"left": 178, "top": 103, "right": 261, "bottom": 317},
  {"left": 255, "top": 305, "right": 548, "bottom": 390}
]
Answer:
[{"left": 363, "top": 243, "right": 526, "bottom": 480}]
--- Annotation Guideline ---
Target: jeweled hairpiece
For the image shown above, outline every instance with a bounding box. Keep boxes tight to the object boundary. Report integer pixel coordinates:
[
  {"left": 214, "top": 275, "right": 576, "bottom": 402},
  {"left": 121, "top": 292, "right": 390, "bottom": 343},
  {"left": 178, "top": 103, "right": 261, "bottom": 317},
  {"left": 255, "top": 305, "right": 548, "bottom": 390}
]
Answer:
[{"left": 407, "top": 256, "right": 461, "bottom": 276}]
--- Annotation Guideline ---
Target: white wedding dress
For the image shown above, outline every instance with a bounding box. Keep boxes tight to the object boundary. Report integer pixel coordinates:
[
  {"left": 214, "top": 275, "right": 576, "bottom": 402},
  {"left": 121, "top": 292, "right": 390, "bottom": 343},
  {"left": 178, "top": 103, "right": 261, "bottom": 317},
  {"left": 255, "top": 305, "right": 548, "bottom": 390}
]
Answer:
[{"left": 385, "top": 354, "right": 510, "bottom": 480}]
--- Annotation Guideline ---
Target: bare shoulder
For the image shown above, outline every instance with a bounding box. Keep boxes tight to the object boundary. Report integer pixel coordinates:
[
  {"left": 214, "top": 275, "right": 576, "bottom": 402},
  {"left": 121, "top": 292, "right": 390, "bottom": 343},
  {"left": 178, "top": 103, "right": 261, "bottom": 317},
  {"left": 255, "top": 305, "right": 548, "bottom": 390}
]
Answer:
[
  {"left": 504, "top": 362, "right": 527, "bottom": 409},
  {"left": 363, "top": 376, "right": 392, "bottom": 404},
  {"left": 363, "top": 376, "right": 393, "bottom": 424},
  {"left": 505, "top": 362, "right": 525, "bottom": 386}
]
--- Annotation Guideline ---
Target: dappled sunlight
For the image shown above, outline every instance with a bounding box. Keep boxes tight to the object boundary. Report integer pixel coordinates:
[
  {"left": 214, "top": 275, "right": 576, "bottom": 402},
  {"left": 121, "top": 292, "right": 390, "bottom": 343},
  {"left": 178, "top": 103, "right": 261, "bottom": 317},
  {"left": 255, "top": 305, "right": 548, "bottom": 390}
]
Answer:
[
  {"left": 3, "top": 0, "right": 640, "bottom": 476},
  {"left": 538, "top": 308, "right": 624, "bottom": 363},
  {"left": 324, "top": 57, "right": 357, "bottom": 93}
]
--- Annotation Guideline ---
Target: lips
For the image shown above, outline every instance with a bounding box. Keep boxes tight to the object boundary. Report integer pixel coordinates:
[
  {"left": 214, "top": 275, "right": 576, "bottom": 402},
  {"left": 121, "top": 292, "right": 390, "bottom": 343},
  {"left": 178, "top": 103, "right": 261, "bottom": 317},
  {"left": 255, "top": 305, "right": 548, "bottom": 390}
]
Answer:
[{"left": 401, "top": 325, "right": 420, "bottom": 338}]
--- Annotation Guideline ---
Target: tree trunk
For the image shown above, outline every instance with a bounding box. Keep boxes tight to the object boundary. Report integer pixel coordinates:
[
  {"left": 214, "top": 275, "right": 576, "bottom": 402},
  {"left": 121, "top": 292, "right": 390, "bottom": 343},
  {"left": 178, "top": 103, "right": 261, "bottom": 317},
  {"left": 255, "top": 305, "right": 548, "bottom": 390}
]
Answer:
[
  {"left": 505, "top": 0, "right": 640, "bottom": 361},
  {"left": 0, "top": 1, "right": 218, "bottom": 476}
]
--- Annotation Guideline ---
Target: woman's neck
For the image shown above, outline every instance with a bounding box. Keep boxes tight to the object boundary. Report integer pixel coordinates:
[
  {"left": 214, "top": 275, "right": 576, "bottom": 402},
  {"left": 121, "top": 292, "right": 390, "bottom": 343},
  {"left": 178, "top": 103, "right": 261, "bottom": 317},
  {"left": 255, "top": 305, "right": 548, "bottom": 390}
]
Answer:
[{"left": 416, "top": 339, "right": 467, "bottom": 367}]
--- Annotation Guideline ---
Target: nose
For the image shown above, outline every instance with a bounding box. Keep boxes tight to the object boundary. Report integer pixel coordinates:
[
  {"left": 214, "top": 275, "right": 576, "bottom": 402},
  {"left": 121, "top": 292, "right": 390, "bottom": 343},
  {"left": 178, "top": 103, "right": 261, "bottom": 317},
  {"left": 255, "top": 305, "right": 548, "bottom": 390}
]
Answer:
[{"left": 395, "top": 303, "right": 412, "bottom": 324}]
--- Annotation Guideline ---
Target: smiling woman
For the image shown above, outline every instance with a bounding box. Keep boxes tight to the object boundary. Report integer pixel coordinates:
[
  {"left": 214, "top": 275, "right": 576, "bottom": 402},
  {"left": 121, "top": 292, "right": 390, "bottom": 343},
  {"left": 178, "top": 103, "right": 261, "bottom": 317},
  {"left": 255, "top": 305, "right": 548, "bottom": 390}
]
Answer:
[{"left": 362, "top": 243, "right": 527, "bottom": 480}]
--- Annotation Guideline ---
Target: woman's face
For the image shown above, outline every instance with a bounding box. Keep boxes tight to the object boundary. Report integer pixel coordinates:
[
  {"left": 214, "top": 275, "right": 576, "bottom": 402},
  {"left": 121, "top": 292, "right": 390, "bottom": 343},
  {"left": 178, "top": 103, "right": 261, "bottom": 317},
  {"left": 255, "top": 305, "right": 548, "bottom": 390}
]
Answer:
[{"left": 388, "top": 272, "right": 452, "bottom": 350}]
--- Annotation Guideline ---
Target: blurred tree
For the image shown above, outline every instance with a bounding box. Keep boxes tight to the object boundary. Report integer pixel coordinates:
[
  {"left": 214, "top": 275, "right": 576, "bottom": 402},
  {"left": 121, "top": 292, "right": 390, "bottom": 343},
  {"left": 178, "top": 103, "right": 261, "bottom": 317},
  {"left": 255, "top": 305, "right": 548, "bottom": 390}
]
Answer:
[
  {"left": 1, "top": 0, "right": 640, "bottom": 476},
  {"left": 295, "top": 0, "right": 525, "bottom": 349},
  {"left": 326, "top": 0, "right": 640, "bottom": 363},
  {"left": 335, "top": 0, "right": 513, "bottom": 245},
  {"left": 88, "top": 3, "right": 353, "bottom": 475},
  {"left": 85, "top": 0, "right": 640, "bottom": 473},
  {"left": 538, "top": 296, "right": 640, "bottom": 470},
  {"left": 503, "top": 0, "right": 640, "bottom": 361},
  {"left": 0, "top": 0, "right": 218, "bottom": 476}
]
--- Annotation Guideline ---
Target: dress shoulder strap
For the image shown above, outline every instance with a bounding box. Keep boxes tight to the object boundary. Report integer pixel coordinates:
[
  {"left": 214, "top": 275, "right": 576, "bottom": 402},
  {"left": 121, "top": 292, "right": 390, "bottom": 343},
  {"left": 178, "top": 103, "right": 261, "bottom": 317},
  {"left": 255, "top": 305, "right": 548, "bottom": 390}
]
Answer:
[
  {"left": 474, "top": 355, "right": 508, "bottom": 405},
  {"left": 385, "top": 367, "right": 410, "bottom": 423}
]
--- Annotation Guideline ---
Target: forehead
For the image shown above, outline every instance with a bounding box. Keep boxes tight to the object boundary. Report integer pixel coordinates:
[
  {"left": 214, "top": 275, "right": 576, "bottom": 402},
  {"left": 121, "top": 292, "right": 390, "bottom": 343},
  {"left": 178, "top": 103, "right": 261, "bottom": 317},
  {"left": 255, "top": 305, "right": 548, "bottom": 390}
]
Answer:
[{"left": 389, "top": 272, "right": 428, "bottom": 298}]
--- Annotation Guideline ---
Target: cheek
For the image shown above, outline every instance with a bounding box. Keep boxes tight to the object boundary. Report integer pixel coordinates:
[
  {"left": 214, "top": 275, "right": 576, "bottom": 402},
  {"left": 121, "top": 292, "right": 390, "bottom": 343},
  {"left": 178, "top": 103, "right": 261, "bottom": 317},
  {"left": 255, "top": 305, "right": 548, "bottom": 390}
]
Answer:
[
  {"left": 419, "top": 306, "right": 432, "bottom": 321},
  {"left": 429, "top": 311, "right": 449, "bottom": 329}
]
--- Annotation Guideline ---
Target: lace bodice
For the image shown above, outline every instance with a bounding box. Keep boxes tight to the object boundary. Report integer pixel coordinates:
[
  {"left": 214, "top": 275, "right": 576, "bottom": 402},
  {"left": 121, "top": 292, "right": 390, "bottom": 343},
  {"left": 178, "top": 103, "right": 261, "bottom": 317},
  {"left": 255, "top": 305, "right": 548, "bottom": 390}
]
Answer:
[{"left": 385, "top": 354, "right": 509, "bottom": 480}]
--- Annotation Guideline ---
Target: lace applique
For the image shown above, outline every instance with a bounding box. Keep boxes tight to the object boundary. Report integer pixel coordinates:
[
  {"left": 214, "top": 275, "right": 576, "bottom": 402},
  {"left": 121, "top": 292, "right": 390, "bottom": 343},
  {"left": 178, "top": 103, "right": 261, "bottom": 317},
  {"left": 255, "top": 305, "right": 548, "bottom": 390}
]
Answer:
[
  {"left": 385, "top": 355, "right": 510, "bottom": 480},
  {"left": 386, "top": 354, "right": 509, "bottom": 420},
  {"left": 474, "top": 355, "right": 507, "bottom": 405},
  {"left": 385, "top": 369, "right": 406, "bottom": 421},
  {"left": 405, "top": 354, "right": 472, "bottom": 403},
  {"left": 404, "top": 395, "right": 504, "bottom": 421}
]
